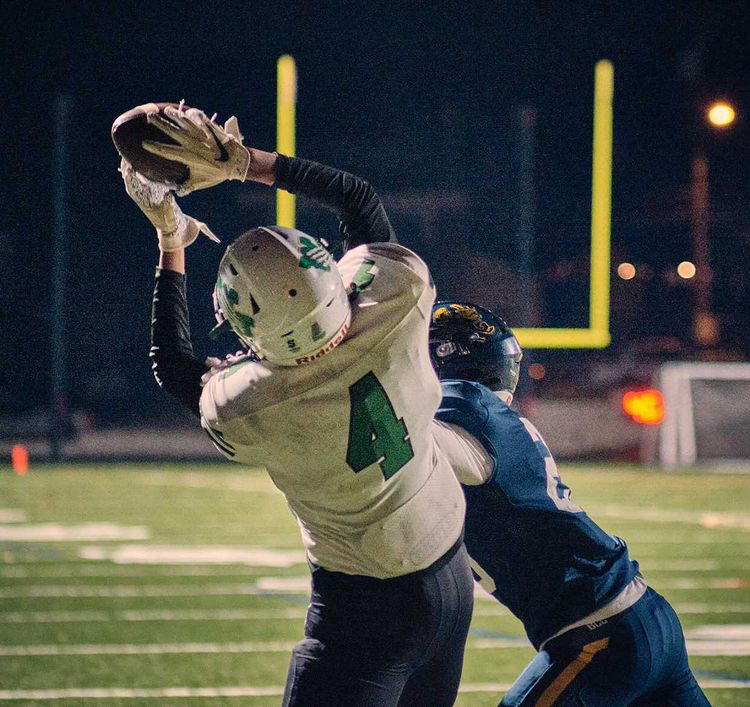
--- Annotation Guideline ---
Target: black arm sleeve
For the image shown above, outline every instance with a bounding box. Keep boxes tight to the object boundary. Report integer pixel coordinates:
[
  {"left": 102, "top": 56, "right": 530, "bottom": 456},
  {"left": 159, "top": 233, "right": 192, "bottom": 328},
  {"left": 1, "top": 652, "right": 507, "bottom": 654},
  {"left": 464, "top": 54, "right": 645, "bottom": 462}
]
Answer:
[
  {"left": 150, "top": 268, "right": 208, "bottom": 417},
  {"left": 274, "top": 154, "right": 397, "bottom": 249}
]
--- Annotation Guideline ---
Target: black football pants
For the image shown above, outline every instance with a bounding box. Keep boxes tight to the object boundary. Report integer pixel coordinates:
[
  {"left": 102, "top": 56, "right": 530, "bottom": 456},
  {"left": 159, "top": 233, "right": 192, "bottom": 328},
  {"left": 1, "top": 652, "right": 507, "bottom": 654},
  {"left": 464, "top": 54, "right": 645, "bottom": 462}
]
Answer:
[{"left": 282, "top": 538, "right": 474, "bottom": 706}]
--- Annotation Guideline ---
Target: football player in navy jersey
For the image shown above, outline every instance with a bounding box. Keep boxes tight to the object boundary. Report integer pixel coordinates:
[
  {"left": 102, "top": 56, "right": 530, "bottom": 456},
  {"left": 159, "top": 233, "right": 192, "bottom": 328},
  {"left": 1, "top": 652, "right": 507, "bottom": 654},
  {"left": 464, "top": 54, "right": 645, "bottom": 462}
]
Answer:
[{"left": 428, "top": 302, "right": 709, "bottom": 705}]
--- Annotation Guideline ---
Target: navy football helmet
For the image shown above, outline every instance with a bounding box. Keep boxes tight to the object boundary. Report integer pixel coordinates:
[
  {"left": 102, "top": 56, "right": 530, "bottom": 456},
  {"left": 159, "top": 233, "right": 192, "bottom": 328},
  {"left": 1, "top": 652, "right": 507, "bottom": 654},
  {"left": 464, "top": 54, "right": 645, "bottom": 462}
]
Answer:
[{"left": 429, "top": 301, "right": 523, "bottom": 394}]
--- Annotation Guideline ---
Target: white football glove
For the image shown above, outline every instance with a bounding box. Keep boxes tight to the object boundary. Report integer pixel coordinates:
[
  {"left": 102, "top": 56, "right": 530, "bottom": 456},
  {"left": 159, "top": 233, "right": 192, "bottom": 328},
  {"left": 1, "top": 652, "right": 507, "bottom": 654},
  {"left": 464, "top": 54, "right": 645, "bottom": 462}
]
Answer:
[
  {"left": 141, "top": 102, "right": 251, "bottom": 195},
  {"left": 119, "top": 159, "right": 219, "bottom": 251}
]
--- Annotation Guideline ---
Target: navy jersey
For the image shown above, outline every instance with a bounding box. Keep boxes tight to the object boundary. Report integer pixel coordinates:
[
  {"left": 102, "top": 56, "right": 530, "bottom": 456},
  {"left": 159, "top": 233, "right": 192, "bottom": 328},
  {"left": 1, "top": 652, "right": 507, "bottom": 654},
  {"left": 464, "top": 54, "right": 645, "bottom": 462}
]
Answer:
[{"left": 437, "top": 380, "right": 639, "bottom": 649}]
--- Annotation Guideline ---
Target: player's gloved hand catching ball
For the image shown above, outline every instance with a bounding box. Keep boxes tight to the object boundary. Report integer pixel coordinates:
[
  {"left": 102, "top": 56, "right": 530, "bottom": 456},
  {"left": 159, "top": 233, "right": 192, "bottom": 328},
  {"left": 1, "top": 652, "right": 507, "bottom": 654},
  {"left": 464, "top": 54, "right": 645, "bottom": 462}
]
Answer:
[
  {"left": 119, "top": 158, "right": 219, "bottom": 251},
  {"left": 142, "top": 102, "right": 251, "bottom": 195}
]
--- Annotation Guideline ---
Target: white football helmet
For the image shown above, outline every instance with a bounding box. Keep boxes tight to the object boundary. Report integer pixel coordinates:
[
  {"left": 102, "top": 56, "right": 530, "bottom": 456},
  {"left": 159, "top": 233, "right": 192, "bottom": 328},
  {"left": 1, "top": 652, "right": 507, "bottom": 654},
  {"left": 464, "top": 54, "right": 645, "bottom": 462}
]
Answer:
[{"left": 212, "top": 226, "right": 351, "bottom": 366}]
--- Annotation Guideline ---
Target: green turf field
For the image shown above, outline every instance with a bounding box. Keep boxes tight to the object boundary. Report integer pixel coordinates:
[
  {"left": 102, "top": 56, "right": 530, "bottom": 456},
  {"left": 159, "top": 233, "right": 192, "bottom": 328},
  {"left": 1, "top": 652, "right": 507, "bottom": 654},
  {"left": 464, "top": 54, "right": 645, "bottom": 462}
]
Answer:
[{"left": 0, "top": 464, "right": 748, "bottom": 706}]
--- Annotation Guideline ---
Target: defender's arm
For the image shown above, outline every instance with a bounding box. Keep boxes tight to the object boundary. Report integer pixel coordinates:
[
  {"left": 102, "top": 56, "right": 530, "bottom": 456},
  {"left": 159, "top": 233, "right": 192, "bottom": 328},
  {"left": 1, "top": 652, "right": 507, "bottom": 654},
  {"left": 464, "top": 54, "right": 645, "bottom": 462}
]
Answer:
[{"left": 432, "top": 420, "right": 494, "bottom": 486}]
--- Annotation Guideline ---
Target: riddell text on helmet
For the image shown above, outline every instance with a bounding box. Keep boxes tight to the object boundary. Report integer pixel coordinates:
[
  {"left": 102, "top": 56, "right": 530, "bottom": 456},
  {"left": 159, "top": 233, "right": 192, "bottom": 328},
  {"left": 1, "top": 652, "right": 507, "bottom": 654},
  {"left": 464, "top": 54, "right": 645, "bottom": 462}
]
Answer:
[{"left": 295, "top": 323, "right": 351, "bottom": 365}]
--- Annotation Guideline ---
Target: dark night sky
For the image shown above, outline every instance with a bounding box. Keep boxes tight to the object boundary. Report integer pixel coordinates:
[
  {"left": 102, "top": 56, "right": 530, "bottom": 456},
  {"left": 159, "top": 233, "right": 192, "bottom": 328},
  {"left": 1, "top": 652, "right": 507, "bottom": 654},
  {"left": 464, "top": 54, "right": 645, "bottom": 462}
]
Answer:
[{"left": 2, "top": 1, "right": 748, "bottom": 417}]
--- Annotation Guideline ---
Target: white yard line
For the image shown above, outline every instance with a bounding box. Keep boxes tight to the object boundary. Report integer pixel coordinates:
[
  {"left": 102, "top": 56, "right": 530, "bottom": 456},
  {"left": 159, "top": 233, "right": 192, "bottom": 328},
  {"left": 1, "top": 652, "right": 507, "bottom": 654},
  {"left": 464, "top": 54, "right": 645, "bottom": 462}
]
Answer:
[
  {"left": 640, "top": 560, "right": 721, "bottom": 571},
  {"left": 0, "top": 524, "right": 149, "bottom": 542},
  {"left": 0, "top": 641, "right": 297, "bottom": 656},
  {"left": 2, "top": 576, "right": 746, "bottom": 599},
  {"left": 685, "top": 640, "right": 750, "bottom": 656},
  {"left": 595, "top": 506, "right": 750, "bottom": 530},
  {"left": 655, "top": 578, "right": 750, "bottom": 589},
  {"left": 0, "top": 606, "right": 508, "bottom": 623},
  {"left": 624, "top": 536, "right": 750, "bottom": 546},
  {"left": 138, "top": 475, "right": 270, "bottom": 492},
  {"left": 0, "top": 679, "right": 747, "bottom": 701},
  {"left": 0, "top": 687, "right": 285, "bottom": 699},
  {"left": 675, "top": 603, "right": 750, "bottom": 614},
  {"left": 77, "top": 545, "right": 306, "bottom": 566},
  {"left": 1, "top": 604, "right": 744, "bottom": 624},
  {"left": 0, "top": 611, "right": 110, "bottom": 623},
  {"left": 0, "top": 608, "right": 308, "bottom": 623},
  {"left": 0, "top": 509, "right": 27, "bottom": 523},
  {"left": 0, "top": 566, "right": 270, "bottom": 578},
  {"left": 0, "top": 584, "right": 261, "bottom": 598},
  {"left": 255, "top": 577, "right": 311, "bottom": 592},
  {"left": 685, "top": 624, "right": 750, "bottom": 640}
]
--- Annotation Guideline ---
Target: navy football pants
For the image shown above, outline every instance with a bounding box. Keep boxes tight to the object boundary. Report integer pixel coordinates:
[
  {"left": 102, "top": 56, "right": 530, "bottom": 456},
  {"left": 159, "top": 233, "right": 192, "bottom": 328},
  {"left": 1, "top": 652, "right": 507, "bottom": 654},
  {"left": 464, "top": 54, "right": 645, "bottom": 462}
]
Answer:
[
  {"left": 500, "top": 588, "right": 709, "bottom": 706},
  {"left": 282, "top": 540, "right": 474, "bottom": 706}
]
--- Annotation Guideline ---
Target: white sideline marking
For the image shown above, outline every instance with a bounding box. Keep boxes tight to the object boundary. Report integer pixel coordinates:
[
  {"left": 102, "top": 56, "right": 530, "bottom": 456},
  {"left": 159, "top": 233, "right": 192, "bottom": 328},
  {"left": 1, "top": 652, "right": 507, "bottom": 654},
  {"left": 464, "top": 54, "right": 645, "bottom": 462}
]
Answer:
[
  {"left": 0, "top": 681, "right": 747, "bottom": 700},
  {"left": 78, "top": 545, "right": 306, "bottom": 567},
  {"left": 0, "top": 509, "right": 27, "bottom": 523},
  {"left": 0, "top": 524, "right": 149, "bottom": 542},
  {"left": 596, "top": 506, "right": 750, "bottom": 530},
  {"left": 0, "top": 641, "right": 296, "bottom": 656},
  {"left": 0, "top": 608, "right": 307, "bottom": 623}
]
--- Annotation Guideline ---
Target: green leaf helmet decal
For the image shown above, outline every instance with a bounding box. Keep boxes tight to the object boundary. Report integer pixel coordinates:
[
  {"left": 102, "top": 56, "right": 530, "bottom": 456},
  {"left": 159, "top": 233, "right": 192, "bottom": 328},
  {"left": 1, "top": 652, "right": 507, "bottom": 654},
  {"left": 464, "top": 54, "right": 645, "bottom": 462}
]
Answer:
[
  {"left": 216, "top": 274, "right": 255, "bottom": 337},
  {"left": 298, "top": 236, "right": 332, "bottom": 271}
]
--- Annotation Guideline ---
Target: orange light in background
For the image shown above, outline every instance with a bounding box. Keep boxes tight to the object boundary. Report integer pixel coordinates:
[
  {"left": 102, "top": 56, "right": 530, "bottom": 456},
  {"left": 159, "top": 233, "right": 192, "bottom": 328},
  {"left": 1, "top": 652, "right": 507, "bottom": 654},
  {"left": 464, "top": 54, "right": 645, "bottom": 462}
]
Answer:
[
  {"left": 707, "top": 101, "right": 736, "bottom": 128},
  {"left": 677, "top": 261, "right": 696, "bottom": 279},
  {"left": 617, "top": 262, "right": 636, "bottom": 280},
  {"left": 528, "top": 363, "right": 546, "bottom": 380},
  {"left": 11, "top": 445, "right": 29, "bottom": 475},
  {"left": 622, "top": 389, "right": 665, "bottom": 425}
]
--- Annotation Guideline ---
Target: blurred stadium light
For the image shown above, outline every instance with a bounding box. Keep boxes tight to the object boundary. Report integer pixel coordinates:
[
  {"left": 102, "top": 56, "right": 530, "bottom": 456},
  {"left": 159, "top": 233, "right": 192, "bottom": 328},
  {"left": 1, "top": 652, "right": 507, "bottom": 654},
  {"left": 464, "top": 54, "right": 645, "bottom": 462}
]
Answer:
[
  {"left": 706, "top": 100, "right": 736, "bottom": 128},
  {"left": 622, "top": 388, "right": 665, "bottom": 425}
]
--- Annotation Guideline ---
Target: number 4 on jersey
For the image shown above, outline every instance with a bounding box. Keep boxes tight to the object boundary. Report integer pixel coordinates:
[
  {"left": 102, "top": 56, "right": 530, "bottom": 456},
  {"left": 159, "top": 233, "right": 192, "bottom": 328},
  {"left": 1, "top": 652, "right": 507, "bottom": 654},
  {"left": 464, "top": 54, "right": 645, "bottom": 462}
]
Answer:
[{"left": 346, "top": 372, "right": 414, "bottom": 480}]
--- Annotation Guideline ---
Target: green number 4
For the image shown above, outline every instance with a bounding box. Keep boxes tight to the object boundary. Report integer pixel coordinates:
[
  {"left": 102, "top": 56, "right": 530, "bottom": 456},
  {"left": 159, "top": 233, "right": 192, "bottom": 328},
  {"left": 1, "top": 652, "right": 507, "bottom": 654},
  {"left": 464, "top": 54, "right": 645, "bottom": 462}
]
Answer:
[{"left": 346, "top": 372, "right": 414, "bottom": 480}]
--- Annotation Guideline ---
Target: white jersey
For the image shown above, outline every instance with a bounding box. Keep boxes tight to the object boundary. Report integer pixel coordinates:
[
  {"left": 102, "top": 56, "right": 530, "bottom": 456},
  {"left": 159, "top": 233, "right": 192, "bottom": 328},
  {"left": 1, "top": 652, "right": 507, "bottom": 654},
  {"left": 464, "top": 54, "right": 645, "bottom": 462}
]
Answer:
[{"left": 199, "top": 243, "right": 466, "bottom": 578}]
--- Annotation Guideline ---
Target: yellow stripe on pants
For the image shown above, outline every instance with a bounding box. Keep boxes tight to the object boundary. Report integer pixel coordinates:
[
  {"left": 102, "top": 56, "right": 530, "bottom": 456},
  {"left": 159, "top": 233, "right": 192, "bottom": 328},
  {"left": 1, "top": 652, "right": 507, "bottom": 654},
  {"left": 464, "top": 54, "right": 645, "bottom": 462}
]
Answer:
[{"left": 534, "top": 637, "right": 610, "bottom": 706}]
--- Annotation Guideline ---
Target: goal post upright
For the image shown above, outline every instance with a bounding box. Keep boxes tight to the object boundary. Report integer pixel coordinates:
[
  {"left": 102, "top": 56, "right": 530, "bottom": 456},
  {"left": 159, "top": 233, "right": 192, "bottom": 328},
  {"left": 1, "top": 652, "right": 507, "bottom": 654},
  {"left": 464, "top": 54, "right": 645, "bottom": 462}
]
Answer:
[
  {"left": 514, "top": 59, "right": 613, "bottom": 349},
  {"left": 273, "top": 57, "right": 613, "bottom": 349},
  {"left": 276, "top": 54, "right": 297, "bottom": 228}
]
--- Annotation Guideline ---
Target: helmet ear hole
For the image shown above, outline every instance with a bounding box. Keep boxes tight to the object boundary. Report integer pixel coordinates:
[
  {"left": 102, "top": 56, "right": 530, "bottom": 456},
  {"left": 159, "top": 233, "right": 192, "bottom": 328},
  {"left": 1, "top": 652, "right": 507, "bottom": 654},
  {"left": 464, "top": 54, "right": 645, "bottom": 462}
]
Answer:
[
  {"left": 228, "top": 263, "right": 238, "bottom": 276},
  {"left": 288, "top": 289, "right": 297, "bottom": 297}
]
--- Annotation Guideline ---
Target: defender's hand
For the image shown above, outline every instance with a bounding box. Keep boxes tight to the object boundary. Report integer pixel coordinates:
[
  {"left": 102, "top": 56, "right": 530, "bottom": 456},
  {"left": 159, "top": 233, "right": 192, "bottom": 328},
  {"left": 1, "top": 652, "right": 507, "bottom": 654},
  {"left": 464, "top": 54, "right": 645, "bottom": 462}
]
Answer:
[
  {"left": 120, "top": 159, "right": 219, "bottom": 251},
  {"left": 142, "top": 103, "right": 251, "bottom": 195}
]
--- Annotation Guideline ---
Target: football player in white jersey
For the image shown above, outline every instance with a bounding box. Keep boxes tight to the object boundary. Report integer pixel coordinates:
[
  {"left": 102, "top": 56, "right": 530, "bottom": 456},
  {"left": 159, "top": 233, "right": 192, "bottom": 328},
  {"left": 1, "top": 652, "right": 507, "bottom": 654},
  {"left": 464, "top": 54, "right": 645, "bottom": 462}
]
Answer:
[{"left": 120, "top": 104, "right": 474, "bottom": 706}]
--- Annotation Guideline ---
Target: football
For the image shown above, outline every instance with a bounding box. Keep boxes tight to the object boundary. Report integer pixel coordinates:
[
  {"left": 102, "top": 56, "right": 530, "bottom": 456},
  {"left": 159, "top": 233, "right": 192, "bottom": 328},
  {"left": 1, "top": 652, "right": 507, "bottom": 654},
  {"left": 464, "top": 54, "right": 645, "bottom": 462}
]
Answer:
[{"left": 111, "top": 102, "right": 189, "bottom": 185}]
